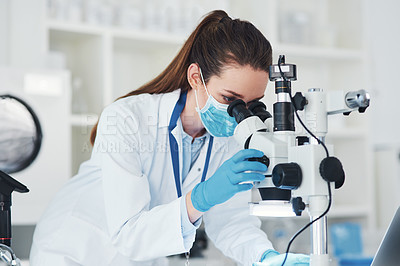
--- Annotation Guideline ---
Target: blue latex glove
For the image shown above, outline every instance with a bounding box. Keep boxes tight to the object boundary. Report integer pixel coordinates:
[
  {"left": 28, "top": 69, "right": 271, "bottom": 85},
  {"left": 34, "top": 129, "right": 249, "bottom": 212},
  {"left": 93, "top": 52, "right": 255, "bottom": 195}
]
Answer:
[
  {"left": 254, "top": 249, "right": 310, "bottom": 266},
  {"left": 191, "top": 149, "right": 267, "bottom": 212}
]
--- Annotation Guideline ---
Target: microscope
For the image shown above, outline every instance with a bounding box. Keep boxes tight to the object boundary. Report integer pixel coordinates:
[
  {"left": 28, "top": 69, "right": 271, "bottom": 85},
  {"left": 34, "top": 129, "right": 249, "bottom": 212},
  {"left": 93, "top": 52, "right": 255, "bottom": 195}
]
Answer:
[
  {"left": 0, "top": 94, "right": 41, "bottom": 266},
  {"left": 0, "top": 171, "right": 27, "bottom": 266},
  {"left": 227, "top": 55, "right": 370, "bottom": 266}
]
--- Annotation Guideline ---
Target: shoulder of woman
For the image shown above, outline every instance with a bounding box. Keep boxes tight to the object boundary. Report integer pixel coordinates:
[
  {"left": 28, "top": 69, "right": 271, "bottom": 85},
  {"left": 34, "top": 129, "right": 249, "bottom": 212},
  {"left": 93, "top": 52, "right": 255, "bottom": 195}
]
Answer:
[
  {"left": 99, "top": 93, "right": 162, "bottom": 123},
  {"left": 104, "top": 90, "right": 180, "bottom": 117},
  {"left": 97, "top": 91, "right": 181, "bottom": 135}
]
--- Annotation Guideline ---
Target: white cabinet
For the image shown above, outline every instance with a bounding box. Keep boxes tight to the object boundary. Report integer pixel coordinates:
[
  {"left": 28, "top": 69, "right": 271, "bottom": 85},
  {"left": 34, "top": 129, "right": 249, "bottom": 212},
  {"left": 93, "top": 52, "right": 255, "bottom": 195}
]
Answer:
[{"left": 44, "top": 19, "right": 188, "bottom": 173}]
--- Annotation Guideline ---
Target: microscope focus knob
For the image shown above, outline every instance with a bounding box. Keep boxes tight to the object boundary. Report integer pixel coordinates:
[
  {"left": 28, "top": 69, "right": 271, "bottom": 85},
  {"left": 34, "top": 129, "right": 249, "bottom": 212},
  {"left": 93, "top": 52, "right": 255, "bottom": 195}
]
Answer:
[
  {"left": 292, "top": 92, "right": 307, "bottom": 111},
  {"left": 272, "top": 163, "right": 302, "bottom": 190},
  {"left": 319, "top": 157, "right": 345, "bottom": 189},
  {"left": 248, "top": 155, "right": 270, "bottom": 168}
]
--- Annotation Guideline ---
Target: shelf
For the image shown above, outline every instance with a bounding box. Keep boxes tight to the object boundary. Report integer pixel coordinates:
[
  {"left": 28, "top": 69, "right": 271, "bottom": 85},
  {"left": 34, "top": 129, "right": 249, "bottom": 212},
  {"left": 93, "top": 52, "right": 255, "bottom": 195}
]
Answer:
[
  {"left": 70, "top": 113, "right": 99, "bottom": 127},
  {"left": 327, "top": 128, "right": 367, "bottom": 139},
  {"left": 46, "top": 19, "right": 185, "bottom": 46},
  {"left": 113, "top": 28, "right": 185, "bottom": 46},
  {"left": 274, "top": 44, "right": 364, "bottom": 61},
  {"left": 46, "top": 19, "right": 104, "bottom": 36},
  {"left": 329, "top": 205, "right": 371, "bottom": 219}
]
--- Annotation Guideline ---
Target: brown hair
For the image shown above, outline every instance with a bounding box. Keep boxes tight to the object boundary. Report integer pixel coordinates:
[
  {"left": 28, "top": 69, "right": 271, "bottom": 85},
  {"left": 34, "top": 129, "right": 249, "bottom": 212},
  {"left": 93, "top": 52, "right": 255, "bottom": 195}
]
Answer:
[{"left": 90, "top": 10, "right": 272, "bottom": 145}]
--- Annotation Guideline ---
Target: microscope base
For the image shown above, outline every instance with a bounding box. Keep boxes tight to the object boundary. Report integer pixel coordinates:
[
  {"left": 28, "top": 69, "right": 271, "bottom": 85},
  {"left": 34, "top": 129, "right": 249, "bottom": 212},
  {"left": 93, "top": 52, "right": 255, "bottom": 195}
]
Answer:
[{"left": 310, "top": 254, "right": 330, "bottom": 266}]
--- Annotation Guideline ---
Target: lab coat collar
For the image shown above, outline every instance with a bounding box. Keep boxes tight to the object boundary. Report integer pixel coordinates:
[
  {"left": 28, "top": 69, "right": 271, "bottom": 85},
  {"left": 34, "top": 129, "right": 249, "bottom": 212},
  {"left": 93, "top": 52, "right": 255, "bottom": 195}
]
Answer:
[{"left": 158, "top": 89, "right": 182, "bottom": 128}]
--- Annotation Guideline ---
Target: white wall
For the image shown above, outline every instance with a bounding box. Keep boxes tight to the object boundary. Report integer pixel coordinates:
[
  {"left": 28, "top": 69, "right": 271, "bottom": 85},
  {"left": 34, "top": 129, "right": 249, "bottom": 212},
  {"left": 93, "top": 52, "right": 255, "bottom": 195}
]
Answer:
[
  {"left": 366, "top": 0, "right": 400, "bottom": 147},
  {"left": 366, "top": 0, "right": 400, "bottom": 231},
  {"left": 9, "top": 0, "right": 46, "bottom": 68},
  {"left": 0, "top": 0, "right": 9, "bottom": 65}
]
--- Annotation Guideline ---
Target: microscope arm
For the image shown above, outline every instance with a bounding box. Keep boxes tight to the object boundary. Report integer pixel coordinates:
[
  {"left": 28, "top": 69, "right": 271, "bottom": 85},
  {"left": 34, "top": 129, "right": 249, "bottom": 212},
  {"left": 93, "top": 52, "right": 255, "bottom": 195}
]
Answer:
[{"left": 327, "top": 90, "right": 370, "bottom": 115}]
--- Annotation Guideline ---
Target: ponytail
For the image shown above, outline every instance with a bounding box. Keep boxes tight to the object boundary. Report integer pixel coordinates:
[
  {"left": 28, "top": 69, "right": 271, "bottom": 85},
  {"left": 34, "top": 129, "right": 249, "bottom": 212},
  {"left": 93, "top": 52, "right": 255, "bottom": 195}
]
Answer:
[{"left": 90, "top": 10, "right": 272, "bottom": 145}]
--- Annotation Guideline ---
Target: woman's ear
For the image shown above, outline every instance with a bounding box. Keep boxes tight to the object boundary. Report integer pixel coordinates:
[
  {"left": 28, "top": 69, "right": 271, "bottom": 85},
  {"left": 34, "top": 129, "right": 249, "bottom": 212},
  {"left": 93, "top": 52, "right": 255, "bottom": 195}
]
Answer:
[{"left": 187, "top": 63, "right": 202, "bottom": 90}]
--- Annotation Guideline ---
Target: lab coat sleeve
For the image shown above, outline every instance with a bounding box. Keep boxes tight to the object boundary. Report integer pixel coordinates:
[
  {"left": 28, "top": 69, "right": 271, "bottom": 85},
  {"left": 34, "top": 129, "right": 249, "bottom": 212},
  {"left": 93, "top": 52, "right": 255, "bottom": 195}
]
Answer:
[
  {"left": 93, "top": 103, "right": 192, "bottom": 261},
  {"left": 203, "top": 190, "right": 274, "bottom": 266}
]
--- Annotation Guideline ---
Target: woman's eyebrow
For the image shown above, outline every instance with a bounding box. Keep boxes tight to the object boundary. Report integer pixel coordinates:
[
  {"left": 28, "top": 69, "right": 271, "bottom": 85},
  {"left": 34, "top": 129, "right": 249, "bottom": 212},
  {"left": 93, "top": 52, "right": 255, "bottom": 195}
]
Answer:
[
  {"left": 223, "top": 89, "right": 264, "bottom": 102},
  {"left": 223, "top": 89, "right": 243, "bottom": 98}
]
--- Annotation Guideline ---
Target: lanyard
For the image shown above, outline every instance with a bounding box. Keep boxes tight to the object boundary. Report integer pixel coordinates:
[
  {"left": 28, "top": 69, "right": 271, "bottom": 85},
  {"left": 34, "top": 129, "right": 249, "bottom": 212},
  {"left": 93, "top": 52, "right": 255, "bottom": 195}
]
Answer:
[{"left": 168, "top": 90, "right": 214, "bottom": 198}]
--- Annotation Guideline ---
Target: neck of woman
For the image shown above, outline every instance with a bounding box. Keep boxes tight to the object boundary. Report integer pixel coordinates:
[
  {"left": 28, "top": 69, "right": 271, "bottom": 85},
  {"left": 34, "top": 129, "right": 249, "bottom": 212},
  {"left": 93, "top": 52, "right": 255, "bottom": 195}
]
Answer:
[{"left": 180, "top": 89, "right": 206, "bottom": 139}]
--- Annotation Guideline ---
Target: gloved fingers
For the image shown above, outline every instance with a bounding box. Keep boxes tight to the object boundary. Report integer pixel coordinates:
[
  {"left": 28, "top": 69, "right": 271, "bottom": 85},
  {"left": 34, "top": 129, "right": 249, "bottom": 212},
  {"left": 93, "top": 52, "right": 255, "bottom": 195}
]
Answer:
[
  {"left": 263, "top": 253, "right": 310, "bottom": 265},
  {"left": 235, "top": 183, "right": 253, "bottom": 192},
  {"left": 231, "top": 161, "right": 268, "bottom": 173},
  {"left": 230, "top": 149, "right": 264, "bottom": 163},
  {"left": 287, "top": 253, "right": 310, "bottom": 264},
  {"left": 231, "top": 172, "right": 265, "bottom": 184}
]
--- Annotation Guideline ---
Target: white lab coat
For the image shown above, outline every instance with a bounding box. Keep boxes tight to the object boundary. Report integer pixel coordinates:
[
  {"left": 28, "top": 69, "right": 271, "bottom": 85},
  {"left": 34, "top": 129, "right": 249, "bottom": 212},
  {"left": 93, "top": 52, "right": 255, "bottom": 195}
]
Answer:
[{"left": 30, "top": 89, "right": 274, "bottom": 266}]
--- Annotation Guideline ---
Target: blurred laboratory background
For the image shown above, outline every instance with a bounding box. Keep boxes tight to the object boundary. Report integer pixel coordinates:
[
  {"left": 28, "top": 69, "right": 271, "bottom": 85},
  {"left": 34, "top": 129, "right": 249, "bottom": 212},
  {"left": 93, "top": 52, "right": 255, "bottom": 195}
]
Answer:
[{"left": 1, "top": 0, "right": 400, "bottom": 265}]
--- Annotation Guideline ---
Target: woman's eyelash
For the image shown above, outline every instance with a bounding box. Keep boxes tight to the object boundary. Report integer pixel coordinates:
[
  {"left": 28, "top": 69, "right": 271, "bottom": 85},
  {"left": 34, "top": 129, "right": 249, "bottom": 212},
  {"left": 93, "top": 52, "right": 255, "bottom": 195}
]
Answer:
[{"left": 223, "top": 96, "right": 235, "bottom": 102}]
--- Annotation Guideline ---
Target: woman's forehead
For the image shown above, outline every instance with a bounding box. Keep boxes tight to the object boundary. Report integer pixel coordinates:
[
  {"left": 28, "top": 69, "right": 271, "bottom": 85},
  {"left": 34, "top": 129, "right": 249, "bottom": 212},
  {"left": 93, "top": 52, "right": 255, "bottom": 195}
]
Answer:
[{"left": 208, "top": 65, "right": 269, "bottom": 99}]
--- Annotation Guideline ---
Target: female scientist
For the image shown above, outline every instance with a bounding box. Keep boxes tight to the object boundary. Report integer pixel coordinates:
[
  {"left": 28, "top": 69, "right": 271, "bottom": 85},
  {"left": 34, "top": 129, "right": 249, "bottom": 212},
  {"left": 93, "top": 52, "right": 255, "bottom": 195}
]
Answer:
[{"left": 30, "top": 10, "right": 309, "bottom": 266}]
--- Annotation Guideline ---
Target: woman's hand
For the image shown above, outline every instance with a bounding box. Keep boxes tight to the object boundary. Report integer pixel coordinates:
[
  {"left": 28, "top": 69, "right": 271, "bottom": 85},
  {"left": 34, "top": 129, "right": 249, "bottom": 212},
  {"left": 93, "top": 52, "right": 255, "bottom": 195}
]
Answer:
[
  {"left": 187, "top": 149, "right": 267, "bottom": 220},
  {"left": 186, "top": 190, "right": 203, "bottom": 223},
  {"left": 253, "top": 249, "right": 310, "bottom": 266}
]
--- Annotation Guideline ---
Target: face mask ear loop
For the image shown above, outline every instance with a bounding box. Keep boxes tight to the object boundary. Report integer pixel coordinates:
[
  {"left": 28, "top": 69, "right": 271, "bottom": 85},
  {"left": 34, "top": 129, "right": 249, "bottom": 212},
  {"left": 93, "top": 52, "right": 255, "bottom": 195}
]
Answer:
[
  {"left": 194, "top": 88, "right": 201, "bottom": 111},
  {"left": 199, "top": 68, "right": 210, "bottom": 97}
]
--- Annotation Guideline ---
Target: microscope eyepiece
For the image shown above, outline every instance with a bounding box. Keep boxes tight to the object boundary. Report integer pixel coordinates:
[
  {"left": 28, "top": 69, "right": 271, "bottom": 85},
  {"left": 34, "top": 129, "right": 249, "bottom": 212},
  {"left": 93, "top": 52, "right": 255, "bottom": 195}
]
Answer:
[
  {"left": 248, "top": 100, "right": 266, "bottom": 111},
  {"left": 227, "top": 99, "right": 253, "bottom": 123},
  {"left": 248, "top": 101, "right": 272, "bottom": 122}
]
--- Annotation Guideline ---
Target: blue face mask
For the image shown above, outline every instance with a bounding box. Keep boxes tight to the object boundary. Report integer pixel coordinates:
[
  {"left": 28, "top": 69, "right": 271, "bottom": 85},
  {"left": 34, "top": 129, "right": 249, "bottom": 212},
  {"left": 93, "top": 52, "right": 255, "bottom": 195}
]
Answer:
[{"left": 194, "top": 68, "right": 238, "bottom": 137}]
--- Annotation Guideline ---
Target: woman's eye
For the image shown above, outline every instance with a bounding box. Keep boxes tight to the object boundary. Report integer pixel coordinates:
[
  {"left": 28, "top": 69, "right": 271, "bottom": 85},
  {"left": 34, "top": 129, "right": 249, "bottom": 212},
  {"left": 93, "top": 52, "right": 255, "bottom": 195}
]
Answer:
[{"left": 223, "top": 96, "right": 235, "bottom": 103}]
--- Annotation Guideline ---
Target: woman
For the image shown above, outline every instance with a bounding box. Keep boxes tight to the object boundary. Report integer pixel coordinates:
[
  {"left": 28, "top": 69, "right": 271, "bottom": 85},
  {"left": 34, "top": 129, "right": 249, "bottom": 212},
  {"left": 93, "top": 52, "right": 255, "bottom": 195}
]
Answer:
[{"left": 30, "top": 10, "right": 309, "bottom": 266}]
